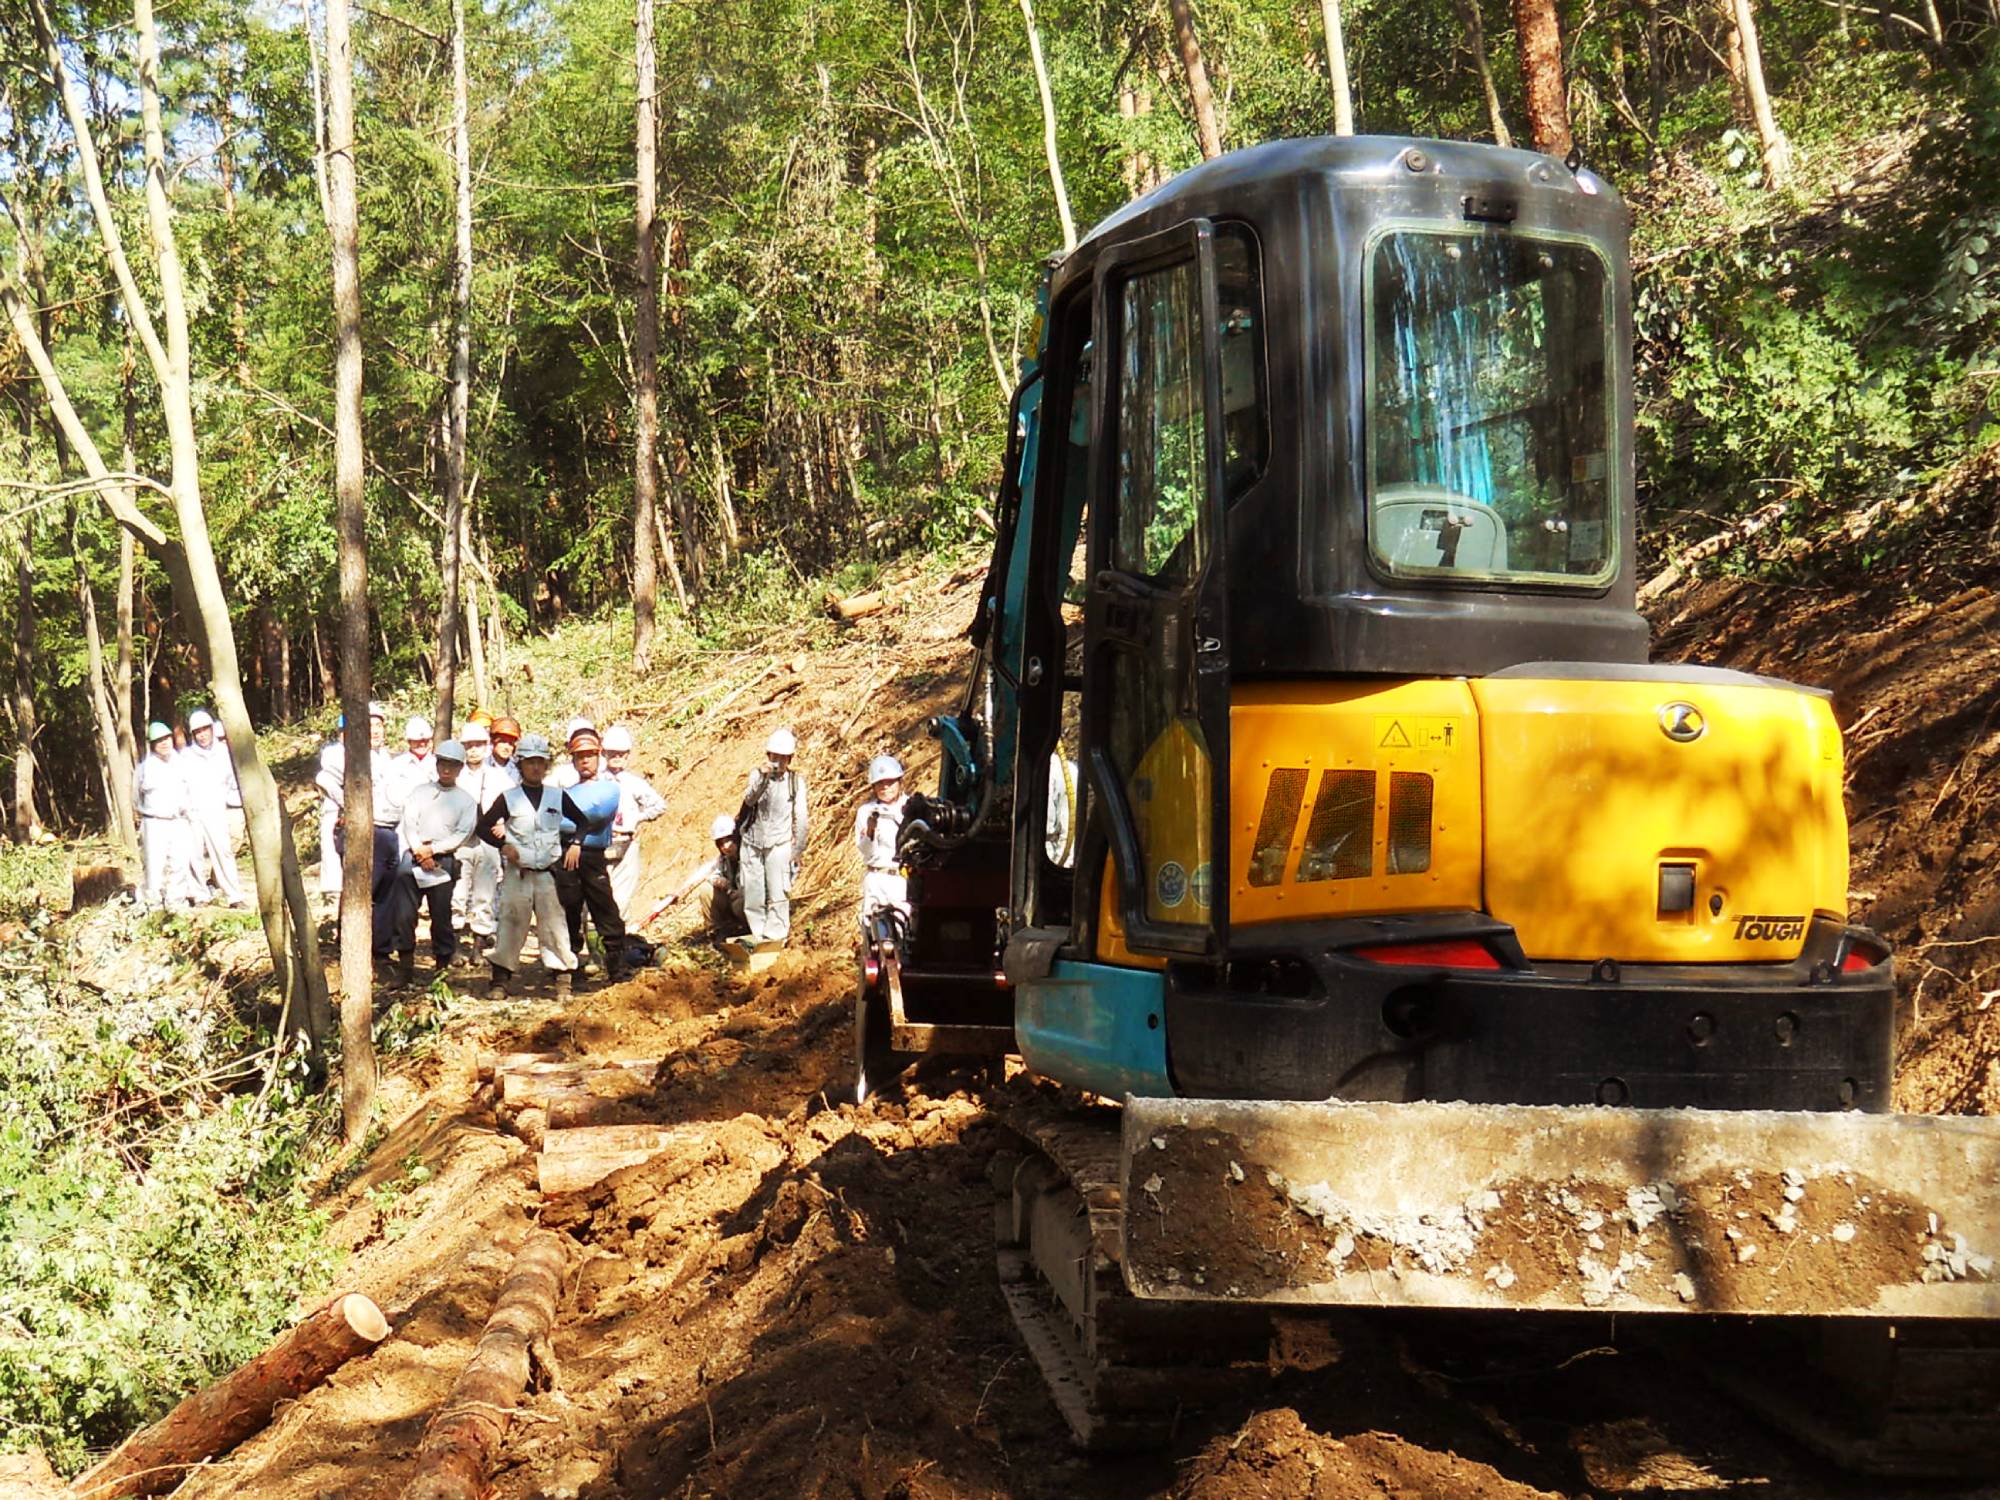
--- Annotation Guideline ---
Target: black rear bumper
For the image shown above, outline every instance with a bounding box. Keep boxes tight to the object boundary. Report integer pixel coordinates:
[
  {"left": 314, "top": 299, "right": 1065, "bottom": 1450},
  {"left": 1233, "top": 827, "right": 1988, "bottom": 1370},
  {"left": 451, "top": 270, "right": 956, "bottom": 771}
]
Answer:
[{"left": 1164, "top": 914, "right": 1895, "bottom": 1112}]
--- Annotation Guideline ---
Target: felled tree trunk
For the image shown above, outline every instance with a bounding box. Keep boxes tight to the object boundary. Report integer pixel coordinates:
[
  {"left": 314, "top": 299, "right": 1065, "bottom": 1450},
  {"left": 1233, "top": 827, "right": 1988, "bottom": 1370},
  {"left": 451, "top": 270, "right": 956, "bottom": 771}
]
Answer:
[
  {"left": 398, "top": 1233, "right": 566, "bottom": 1500},
  {"left": 66, "top": 1295, "right": 389, "bottom": 1500}
]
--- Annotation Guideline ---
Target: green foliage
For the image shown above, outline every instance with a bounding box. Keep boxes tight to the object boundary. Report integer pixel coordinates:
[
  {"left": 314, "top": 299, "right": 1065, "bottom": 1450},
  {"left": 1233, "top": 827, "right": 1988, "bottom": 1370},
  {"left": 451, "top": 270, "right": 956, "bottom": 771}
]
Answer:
[{"left": 0, "top": 892, "right": 336, "bottom": 1474}]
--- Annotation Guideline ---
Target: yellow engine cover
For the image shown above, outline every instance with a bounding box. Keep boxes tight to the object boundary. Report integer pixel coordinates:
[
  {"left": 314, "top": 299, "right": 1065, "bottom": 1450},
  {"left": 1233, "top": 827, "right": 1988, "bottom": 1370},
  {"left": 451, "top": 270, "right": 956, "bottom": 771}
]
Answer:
[
  {"left": 1225, "top": 673, "right": 1850, "bottom": 964},
  {"left": 1470, "top": 675, "right": 1849, "bottom": 963}
]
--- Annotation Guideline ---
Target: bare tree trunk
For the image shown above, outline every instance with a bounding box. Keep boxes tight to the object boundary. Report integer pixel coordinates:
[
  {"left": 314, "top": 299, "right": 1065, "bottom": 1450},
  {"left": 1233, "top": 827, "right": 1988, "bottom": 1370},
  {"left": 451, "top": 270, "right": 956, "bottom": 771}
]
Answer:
[
  {"left": 631, "top": 0, "right": 663, "bottom": 669},
  {"left": 1457, "top": 0, "right": 1514, "bottom": 145},
  {"left": 115, "top": 526, "right": 137, "bottom": 769},
  {"left": 1726, "top": 0, "right": 1792, "bottom": 188},
  {"left": 713, "top": 433, "right": 740, "bottom": 563},
  {"left": 324, "top": 0, "right": 378, "bottom": 1142},
  {"left": 217, "top": 42, "right": 249, "bottom": 385},
  {"left": 1018, "top": 0, "right": 1077, "bottom": 250},
  {"left": 10, "top": 527, "right": 37, "bottom": 845},
  {"left": 461, "top": 502, "right": 488, "bottom": 708},
  {"left": 71, "top": 506, "right": 138, "bottom": 851},
  {"left": 1511, "top": 0, "right": 1574, "bottom": 155},
  {"left": 1165, "top": 0, "right": 1224, "bottom": 159},
  {"left": 435, "top": 0, "right": 473, "bottom": 738},
  {"left": 1319, "top": 0, "right": 1356, "bottom": 134}
]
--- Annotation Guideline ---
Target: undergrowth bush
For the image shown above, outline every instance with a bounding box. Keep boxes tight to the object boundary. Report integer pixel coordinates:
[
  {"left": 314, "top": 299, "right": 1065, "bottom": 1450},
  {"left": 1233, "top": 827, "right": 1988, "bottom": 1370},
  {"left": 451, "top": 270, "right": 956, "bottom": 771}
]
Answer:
[{"left": 0, "top": 889, "right": 337, "bottom": 1474}]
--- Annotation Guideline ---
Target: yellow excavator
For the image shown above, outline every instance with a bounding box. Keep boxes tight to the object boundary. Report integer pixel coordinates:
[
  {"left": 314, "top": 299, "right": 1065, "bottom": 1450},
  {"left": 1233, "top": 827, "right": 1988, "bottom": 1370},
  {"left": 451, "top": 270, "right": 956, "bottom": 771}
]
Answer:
[{"left": 858, "top": 134, "right": 2000, "bottom": 1474}]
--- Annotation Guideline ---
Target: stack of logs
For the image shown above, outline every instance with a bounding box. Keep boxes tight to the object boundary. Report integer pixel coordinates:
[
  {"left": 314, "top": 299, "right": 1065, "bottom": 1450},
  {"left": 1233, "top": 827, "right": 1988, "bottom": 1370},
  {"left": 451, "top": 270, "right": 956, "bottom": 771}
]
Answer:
[{"left": 483, "top": 1051, "right": 700, "bottom": 1196}]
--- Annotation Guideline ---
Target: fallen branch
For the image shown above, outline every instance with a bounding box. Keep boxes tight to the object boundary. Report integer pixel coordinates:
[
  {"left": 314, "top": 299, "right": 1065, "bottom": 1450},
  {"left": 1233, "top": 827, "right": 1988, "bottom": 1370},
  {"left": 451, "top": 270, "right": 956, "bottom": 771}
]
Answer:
[
  {"left": 826, "top": 589, "right": 886, "bottom": 622},
  {"left": 398, "top": 1233, "right": 566, "bottom": 1500},
  {"left": 1638, "top": 499, "right": 1789, "bottom": 606},
  {"left": 67, "top": 1294, "right": 389, "bottom": 1500}
]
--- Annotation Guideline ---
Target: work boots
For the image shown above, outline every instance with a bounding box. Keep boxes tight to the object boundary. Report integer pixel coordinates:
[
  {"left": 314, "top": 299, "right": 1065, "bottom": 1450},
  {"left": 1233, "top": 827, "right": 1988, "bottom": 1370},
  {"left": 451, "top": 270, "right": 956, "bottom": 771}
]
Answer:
[
  {"left": 553, "top": 971, "right": 573, "bottom": 1002},
  {"left": 486, "top": 965, "right": 513, "bottom": 1002},
  {"left": 395, "top": 950, "right": 416, "bottom": 986}
]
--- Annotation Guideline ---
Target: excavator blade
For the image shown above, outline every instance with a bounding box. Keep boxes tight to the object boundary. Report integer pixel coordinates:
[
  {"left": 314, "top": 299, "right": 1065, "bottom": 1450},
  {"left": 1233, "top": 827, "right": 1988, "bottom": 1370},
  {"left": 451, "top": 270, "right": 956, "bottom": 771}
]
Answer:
[{"left": 1121, "top": 1097, "right": 2000, "bottom": 1318}]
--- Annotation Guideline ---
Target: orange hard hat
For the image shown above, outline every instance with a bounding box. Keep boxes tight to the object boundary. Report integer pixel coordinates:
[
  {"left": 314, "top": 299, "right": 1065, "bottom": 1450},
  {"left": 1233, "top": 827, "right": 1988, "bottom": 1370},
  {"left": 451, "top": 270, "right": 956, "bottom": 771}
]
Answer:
[
  {"left": 466, "top": 707, "right": 492, "bottom": 727},
  {"left": 569, "top": 726, "right": 602, "bottom": 752},
  {"left": 490, "top": 716, "right": 521, "bottom": 741}
]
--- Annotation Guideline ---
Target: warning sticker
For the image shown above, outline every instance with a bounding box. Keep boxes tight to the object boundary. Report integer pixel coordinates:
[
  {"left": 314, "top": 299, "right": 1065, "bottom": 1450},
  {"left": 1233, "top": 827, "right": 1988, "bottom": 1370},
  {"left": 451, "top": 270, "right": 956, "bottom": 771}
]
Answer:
[{"left": 1375, "top": 716, "right": 1464, "bottom": 754}]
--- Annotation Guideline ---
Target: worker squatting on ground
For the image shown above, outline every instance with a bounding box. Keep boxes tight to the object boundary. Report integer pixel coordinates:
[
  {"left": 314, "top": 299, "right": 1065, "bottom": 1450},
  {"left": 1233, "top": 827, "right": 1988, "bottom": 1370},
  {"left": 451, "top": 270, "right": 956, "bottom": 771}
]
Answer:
[
  {"left": 134, "top": 721, "right": 202, "bottom": 911},
  {"left": 854, "top": 754, "right": 909, "bottom": 938},
  {"left": 182, "top": 709, "right": 249, "bottom": 908},
  {"left": 736, "top": 727, "right": 807, "bottom": 949},
  {"left": 657, "top": 813, "right": 748, "bottom": 938},
  {"left": 378, "top": 739, "right": 477, "bottom": 982},
  {"left": 602, "top": 724, "right": 667, "bottom": 922},
  {"left": 549, "top": 725, "right": 629, "bottom": 981},
  {"left": 450, "top": 719, "right": 511, "bottom": 953},
  {"left": 477, "top": 733, "right": 612, "bottom": 1001}
]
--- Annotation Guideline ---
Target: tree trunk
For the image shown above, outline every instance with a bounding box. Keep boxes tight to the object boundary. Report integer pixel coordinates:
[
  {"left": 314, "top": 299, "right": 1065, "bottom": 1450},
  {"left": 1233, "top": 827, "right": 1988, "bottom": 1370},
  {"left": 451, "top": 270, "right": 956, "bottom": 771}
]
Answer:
[
  {"left": 1511, "top": 0, "right": 1574, "bottom": 155},
  {"left": 461, "top": 503, "right": 489, "bottom": 709},
  {"left": 1165, "top": 0, "right": 1224, "bottom": 159},
  {"left": 324, "top": 0, "right": 379, "bottom": 1144},
  {"left": 1727, "top": 0, "right": 1793, "bottom": 188},
  {"left": 70, "top": 506, "right": 137, "bottom": 852},
  {"left": 65, "top": 1295, "right": 389, "bottom": 1500},
  {"left": 10, "top": 527, "right": 37, "bottom": 845},
  {"left": 397, "top": 1233, "right": 566, "bottom": 1500},
  {"left": 114, "top": 528, "right": 137, "bottom": 769},
  {"left": 1457, "top": 0, "right": 1514, "bottom": 145},
  {"left": 1018, "top": 0, "right": 1077, "bottom": 250},
  {"left": 632, "top": 0, "right": 662, "bottom": 670},
  {"left": 216, "top": 42, "right": 249, "bottom": 385},
  {"left": 1319, "top": 0, "right": 1356, "bottom": 134},
  {"left": 435, "top": 0, "right": 473, "bottom": 739}
]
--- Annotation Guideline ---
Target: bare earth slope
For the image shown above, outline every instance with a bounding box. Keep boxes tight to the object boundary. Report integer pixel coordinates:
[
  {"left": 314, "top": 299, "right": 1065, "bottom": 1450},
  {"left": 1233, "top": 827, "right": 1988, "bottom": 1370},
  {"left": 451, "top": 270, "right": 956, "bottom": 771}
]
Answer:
[{"left": 160, "top": 509, "right": 2000, "bottom": 1499}]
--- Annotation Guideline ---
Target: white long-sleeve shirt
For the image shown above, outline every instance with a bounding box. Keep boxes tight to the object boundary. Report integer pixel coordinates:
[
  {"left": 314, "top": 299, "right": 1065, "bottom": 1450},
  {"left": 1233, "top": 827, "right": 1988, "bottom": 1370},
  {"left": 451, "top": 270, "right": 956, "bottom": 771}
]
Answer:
[
  {"left": 399, "top": 780, "right": 477, "bottom": 858},
  {"left": 181, "top": 738, "right": 240, "bottom": 812},
  {"left": 315, "top": 742, "right": 345, "bottom": 805},
  {"left": 853, "top": 795, "right": 906, "bottom": 872},
  {"left": 134, "top": 752, "right": 190, "bottom": 820},
  {"left": 612, "top": 769, "right": 667, "bottom": 833}
]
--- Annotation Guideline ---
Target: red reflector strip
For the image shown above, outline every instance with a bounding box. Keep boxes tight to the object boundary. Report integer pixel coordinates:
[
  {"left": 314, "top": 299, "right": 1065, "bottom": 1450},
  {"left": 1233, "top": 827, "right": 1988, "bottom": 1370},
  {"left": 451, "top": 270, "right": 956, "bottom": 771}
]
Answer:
[
  {"left": 1351, "top": 939, "right": 1503, "bottom": 971},
  {"left": 1841, "top": 947, "right": 1883, "bottom": 973}
]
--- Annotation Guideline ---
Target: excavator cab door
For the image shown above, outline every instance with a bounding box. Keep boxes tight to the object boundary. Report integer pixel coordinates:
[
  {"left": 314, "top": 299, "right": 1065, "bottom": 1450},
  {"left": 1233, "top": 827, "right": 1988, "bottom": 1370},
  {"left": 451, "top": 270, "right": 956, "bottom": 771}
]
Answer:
[{"left": 1081, "top": 219, "right": 1232, "bottom": 959}]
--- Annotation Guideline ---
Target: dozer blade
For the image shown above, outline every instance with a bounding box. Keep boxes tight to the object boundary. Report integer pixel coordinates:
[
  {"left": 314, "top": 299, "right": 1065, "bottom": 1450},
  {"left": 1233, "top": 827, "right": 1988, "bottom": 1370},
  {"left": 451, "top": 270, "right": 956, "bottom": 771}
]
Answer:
[{"left": 1121, "top": 1098, "right": 2000, "bottom": 1318}]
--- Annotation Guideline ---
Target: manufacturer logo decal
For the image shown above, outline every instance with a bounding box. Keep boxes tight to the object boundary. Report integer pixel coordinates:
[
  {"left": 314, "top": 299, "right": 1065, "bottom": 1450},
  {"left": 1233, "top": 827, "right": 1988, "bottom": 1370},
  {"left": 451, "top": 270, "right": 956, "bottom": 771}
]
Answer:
[
  {"left": 1734, "top": 914, "right": 1805, "bottom": 942},
  {"left": 1659, "top": 701, "right": 1706, "bottom": 743},
  {"left": 1155, "top": 861, "right": 1188, "bottom": 910},
  {"left": 1190, "top": 862, "right": 1212, "bottom": 910}
]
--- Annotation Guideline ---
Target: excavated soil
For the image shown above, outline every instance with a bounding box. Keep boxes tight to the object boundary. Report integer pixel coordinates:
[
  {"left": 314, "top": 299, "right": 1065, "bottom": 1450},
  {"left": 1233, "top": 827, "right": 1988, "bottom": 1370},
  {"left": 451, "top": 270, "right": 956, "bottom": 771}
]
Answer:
[{"left": 151, "top": 509, "right": 2000, "bottom": 1498}]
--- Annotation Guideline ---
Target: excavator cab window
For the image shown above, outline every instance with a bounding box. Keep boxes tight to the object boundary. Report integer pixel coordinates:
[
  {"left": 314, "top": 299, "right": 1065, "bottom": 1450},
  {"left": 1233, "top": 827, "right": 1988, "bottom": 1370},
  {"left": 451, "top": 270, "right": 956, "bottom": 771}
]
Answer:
[{"left": 1365, "top": 226, "right": 1615, "bottom": 587}]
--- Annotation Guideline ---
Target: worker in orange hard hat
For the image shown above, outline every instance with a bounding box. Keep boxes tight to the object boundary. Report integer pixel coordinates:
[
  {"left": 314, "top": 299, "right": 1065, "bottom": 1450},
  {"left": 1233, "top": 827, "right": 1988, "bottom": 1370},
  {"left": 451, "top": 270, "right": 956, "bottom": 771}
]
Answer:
[{"left": 488, "top": 716, "right": 523, "bottom": 786}]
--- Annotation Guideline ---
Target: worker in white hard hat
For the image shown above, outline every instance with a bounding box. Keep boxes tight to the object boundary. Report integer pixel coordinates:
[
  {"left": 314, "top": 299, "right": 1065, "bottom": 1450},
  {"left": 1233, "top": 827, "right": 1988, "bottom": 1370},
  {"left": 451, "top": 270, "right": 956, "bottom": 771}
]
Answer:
[
  {"left": 391, "top": 715, "right": 437, "bottom": 791},
  {"left": 134, "top": 721, "right": 200, "bottom": 911},
  {"left": 380, "top": 739, "right": 478, "bottom": 984},
  {"left": 735, "top": 726, "right": 807, "bottom": 949},
  {"left": 475, "top": 732, "right": 589, "bottom": 1001},
  {"left": 659, "top": 813, "right": 747, "bottom": 938},
  {"left": 181, "top": 708, "right": 249, "bottom": 908},
  {"left": 601, "top": 724, "right": 667, "bottom": 926},
  {"left": 312, "top": 713, "right": 350, "bottom": 907},
  {"left": 853, "top": 753, "right": 910, "bottom": 933},
  {"left": 450, "top": 718, "right": 507, "bottom": 952}
]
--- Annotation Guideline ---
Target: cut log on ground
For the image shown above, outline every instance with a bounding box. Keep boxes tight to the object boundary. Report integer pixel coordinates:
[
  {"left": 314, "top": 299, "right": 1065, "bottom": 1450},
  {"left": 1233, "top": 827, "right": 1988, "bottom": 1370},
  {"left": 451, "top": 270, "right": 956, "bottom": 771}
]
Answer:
[
  {"left": 478, "top": 1050, "right": 658, "bottom": 1082},
  {"left": 537, "top": 1122, "right": 708, "bottom": 1195},
  {"left": 398, "top": 1231, "right": 566, "bottom": 1500},
  {"left": 825, "top": 589, "right": 885, "bottom": 621},
  {"left": 66, "top": 1294, "right": 389, "bottom": 1500},
  {"left": 544, "top": 1091, "right": 659, "bottom": 1129},
  {"left": 498, "top": 1061, "right": 655, "bottom": 1111},
  {"left": 0, "top": 1450, "right": 57, "bottom": 1500}
]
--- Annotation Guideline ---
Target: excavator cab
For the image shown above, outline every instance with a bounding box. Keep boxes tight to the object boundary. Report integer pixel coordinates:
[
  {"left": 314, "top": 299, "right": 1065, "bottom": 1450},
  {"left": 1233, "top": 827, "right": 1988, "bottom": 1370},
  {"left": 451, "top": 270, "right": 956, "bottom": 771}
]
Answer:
[{"left": 860, "top": 137, "right": 2000, "bottom": 1473}]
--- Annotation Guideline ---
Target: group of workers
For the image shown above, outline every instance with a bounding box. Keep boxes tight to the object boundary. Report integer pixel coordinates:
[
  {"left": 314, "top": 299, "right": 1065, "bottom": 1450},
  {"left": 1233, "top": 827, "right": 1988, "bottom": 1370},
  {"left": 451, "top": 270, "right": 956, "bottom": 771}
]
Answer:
[
  {"left": 134, "top": 710, "right": 252, "bottom": 912},
  {"left": 134, "top": 695, "right": 917, "bottom": 999}
]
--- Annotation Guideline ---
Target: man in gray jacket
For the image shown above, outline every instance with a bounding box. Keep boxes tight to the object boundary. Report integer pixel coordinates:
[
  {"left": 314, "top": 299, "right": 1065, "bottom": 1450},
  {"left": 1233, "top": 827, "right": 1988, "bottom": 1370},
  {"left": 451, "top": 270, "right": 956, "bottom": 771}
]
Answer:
[{"left": 737, "top": 727, "right": 807, "bottom": 948}]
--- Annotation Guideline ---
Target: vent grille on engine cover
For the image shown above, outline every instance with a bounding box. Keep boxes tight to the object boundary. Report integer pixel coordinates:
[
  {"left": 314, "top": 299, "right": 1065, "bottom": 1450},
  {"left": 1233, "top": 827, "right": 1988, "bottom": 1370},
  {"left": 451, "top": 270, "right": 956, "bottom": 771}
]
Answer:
[
  {"left": 1249, "top": 768, "right": 1308, "bottom": 886},
  {"left": 1298, "top": 769, "right": 1374, "bottom": 882},
  {"left": 1387, "top": 771, "right": 1433, "bottom": 875}
]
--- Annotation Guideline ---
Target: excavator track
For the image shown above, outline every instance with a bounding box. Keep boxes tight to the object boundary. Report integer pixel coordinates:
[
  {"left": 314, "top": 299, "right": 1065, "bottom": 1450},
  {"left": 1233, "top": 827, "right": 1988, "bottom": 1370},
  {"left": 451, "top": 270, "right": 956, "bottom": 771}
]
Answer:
[{"left": 991, "top": 1099, "right": 2000, "bottom": 1476}]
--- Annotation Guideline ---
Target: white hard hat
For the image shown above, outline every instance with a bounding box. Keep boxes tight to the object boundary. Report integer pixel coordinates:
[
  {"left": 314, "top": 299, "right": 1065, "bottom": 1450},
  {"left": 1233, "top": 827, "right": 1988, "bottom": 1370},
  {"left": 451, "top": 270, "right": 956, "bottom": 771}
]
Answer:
[
  {"left": 460, "top": 720, "right": 490, "bottom": 743},
  {"left": 367, "top": 701, "right": 387, "bottom": 720},
  {"left": 566, "top": 715, "right": 597, "bottom": 742},
  {"left": 602, "top": 724, "right": 634, "bottom": 752},
  {"left": 869, "top": 754, "right": 904, "bottom": 784},
  {"left": 187, "top": 709, "right": 214, "bottom": 732},
  {"left": 710, "top": 814, "right": 738, "bottom": 841},
  {"left": 435, "top": 739, "right": 466, "bottom": 764},
  {"left": 766, "top": 727, "right": 798, "bottom": 756},
  {"left": 405, "top": 716, "right": 433, "bottom": 740}
]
